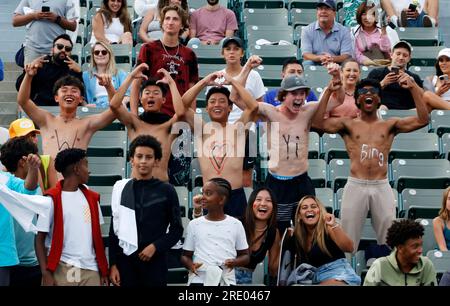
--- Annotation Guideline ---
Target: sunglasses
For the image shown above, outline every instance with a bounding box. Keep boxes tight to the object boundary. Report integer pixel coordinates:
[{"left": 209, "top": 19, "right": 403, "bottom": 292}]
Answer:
[
  {"left": 94, "top": 50, "right": 108, "bottom": 56},
  {"left": 54, "top": 43, "right": 72, "bottom": 52},
  {"left": 357, "top": 87, "right": 379, "bottom": 95}
]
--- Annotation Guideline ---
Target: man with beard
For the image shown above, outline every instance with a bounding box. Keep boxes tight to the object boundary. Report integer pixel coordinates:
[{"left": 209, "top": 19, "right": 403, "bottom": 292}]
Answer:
[
  {"left": 109, "top": 64, "right": 188, "bottom": 183},
  {"left": 188, "top": 0, "right": 238, "bottom": 47},
  {"left": 16, "top": 34, "right": 83, "bottom": 107},
  {"left": 315, "top": 78, "right": 428, "bottom": 253},
  {"left": 16, "top": 55, "right": 116, "bottom": 163}
]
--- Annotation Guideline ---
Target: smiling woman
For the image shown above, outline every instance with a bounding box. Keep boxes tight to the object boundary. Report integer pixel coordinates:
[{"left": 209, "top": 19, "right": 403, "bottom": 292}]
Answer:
[{"left": 287, "top": 195, "right": 360, "bottom": 286}]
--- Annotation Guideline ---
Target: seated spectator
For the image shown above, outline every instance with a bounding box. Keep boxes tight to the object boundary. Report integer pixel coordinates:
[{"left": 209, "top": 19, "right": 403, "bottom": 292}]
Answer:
[
  {"left": 288, "top": 195, "right": 360, "bottom": 285},
  {"left": 134, "top": 0, "right": 157, "bottom": 17},
  {"left": 187, "top": 0, "right": 237, "bottom": 47},
  {"left": 382, "top": 0, "right": 438, "bottom": 27},
  {"left": 15, "top": 34, "right": 83, "bottom": 106},
  {"left": 343, "top": 0, "right": 380, "bottom": 27},
  {"left": 354, "top": 2, "right": 391, "bottom": 66},
  {"left": 369, "top": 40, "right": 450, "bottom": 111},
  {"left": 440, "top": 271, "right": 450, "bottom": 286},
  {"left": 324, "top": 58, "right": 360, "bottom": 118},
  {"left": 301, "top": 0, "right": 353, "bottom": 66},
  {"left": 364, "top": 219, "right": 437, "bottom": 286},
  {"left": 425, "top": 48, "right": 450, "bottom": 102},
  {"left": 90, "top": 0, "right": 133, "bottom": 45},
  {"left": 138, "top": 0, "right": 189, "bottom": 44},
  {"left": 82, "top": 41, "right": 130, "bottom": 108},
  {"left": 264, "top": 57, "right": 318, "bottom": 106},
  {"left": 432, "top": 187, "right": 450, "bottom": 251},
  {"left": 234, "top": 187, "right": 281, "bottom": 285},
  {"left": 13, "top": 0, "right": 78, "bottom": 65}
]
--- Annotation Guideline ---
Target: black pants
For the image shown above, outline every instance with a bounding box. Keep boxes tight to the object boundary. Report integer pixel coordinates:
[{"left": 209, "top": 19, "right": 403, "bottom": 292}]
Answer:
[
  {"left": 10, "top": 265, "right": 41, "bottom": 287},
  {"left": 266, "top": 172, "right": 315, "bottom": 235},
  {"left": 117, "top": 252, "right": 168, "bottom": 286}
]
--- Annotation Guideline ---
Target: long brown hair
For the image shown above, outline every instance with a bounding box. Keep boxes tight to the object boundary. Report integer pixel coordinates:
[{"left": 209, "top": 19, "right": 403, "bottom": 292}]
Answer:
[
  {"left": 294, "top": 195, "right": 331, "bottom": 260},
  {"left": 100, "top": 0, "right": 132, "bottom": 33},
  {"left": 159, "top": 4, "right": 189, "bottom": 35},
  {"left": 438, "top": 187, "right": 450, "bottom": 221},
  {"left": 243, "top": 187, "right": 278, "bottom": 247}
]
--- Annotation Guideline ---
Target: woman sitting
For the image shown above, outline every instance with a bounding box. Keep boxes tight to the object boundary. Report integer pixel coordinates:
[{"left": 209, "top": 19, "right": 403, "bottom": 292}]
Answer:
[
  {"left": 138, "top": 0, "right": 189, "bottom": 43},
  {"left": 433, "top": 187, "right": 450, "bottom": 251},
  {"left": 91, "top": 0, "right": 133, "bottom": 45},
  {"left": 289, "top": 195, "right": 360, "bottom": 285},
  {"left": 354, "top": 2, "right": 391, "bottom": 66},
  {"left": 82, "top": 41, "right": 130, "bottom": 108}
]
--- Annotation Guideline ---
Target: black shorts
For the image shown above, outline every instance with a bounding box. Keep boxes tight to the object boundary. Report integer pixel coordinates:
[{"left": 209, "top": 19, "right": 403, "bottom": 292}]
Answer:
[
  {"left": 225, "top": 187, "right": 247, "bottom": 219},
  {"left": 243, "top": 130, "right": 256, "bottom": 170}
]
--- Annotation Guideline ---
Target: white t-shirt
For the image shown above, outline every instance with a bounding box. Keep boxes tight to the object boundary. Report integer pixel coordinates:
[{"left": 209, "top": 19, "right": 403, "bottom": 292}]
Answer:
[
  {"left": 90, "top": 16, "right": 124, "bottom": 44},
  {"left": 183, "top": 215, "right": 248, "bottom": 284},
  {"left": 207, "top": 69, "right": 266, "bottom": 123},
  {"left": 36, "top": 189, "right": 104, "bottom": 271}
]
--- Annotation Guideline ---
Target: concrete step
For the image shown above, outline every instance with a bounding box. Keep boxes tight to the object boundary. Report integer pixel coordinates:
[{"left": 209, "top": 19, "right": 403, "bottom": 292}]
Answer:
[
  {"left": 0, "top": 114, "right": 18, "bottom": 126},
  {"left": 2, "top": 70, "right": 22, "bottom": 82},
  {"left": 0, "top": 81, "right": 16, "bottom": 91},
  {"left": 0, "top": 92, "right": 18, "bottom": 102},
  {"left": 0, "top": 102, "right": 18, "bottom": 114}
]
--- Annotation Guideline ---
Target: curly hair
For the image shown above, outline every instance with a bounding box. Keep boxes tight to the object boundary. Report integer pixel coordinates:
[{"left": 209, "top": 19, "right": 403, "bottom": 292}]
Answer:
[
  {"left": 159, "top": 4, "right": 189, "bottom": 35},
  {"left": 128, "top": 135, "right": 163, "bottom": 160},
  {"left": 54, "top": 148, "right": 87, "bottom": 176},
  {"left": 0, "top": 136, "right": 38, "bottom": 172},
  {"left": 386, "top": 219, "right": 424, "bottom": 248}
]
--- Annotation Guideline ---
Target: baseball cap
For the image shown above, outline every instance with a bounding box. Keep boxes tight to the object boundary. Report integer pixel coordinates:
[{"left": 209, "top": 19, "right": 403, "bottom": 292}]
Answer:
[
  {"left": 8, "top": 118, "right": 40, "bottom": 138},
  {"left": 392, "top": 40, "right": 412, "bottom": 54},
  {"left": 221, "top": 36, "right": 243, "bottom": 49},
  {"left": 437, "top": 48, "right": 450, "bottom": 60},
  {"left": 317, "top": 0, "right": 337, "bottom": 10},
  {"left": 280, "top": 75, "right": 310, "bottom": 91}
]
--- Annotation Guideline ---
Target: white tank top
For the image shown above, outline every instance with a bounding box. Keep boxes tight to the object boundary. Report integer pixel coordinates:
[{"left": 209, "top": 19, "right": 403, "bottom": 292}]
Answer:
[
  {"left": 90, "top": 16, "right": 125, "bottom": 44},
  {"left": 432, "top": 75, "right": 450, "bottom": 101}
]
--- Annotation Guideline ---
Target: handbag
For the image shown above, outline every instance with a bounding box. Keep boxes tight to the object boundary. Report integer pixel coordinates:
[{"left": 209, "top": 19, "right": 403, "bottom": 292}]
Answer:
[{"left": 15, "top": 45, "right": 25, "bottom": 68}]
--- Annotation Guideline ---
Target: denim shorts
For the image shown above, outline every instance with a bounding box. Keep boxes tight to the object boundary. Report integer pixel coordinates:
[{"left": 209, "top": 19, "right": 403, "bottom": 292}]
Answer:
[
  {"left": 313, "top": 258, "right": 361, "bottom": 286},
  {"left": 235, "top": 267, "right": 253, "bottom": 285}
]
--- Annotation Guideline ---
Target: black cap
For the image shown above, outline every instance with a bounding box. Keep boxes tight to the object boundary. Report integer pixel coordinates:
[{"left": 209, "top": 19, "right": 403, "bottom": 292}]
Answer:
[
  {"left": 221, "top": 36, "right": 243, "bottom": 49},
  {"left": 316, "top": 0, "right": 337, "bottom": 10}
]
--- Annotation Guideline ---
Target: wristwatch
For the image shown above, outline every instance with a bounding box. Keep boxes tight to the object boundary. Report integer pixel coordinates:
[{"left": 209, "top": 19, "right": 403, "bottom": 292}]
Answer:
[{"left": 55, "top": 15, "right": 61, "bottom": 25}]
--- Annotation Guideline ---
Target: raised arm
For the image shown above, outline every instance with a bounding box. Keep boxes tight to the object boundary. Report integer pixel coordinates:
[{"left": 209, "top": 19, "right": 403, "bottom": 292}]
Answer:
[
  {"left": 109, "top": 63, "right": 149, "bottom": 128},
  {"left": 17, "top": 57, "right": 52, "bottom": 128},
  {"left": 24, "top": 154, "right": 41, "bottom": 191},
  {"left": 311, "top": 64, "right": 345, "bottom": 130},
  {"left": 229, "top": 55, "right": 262, "bottom": 110},
  {"left": 181, "top": 71, "right": 222, "bottom": 109},
  {"left": 157, "top": 68, "right": 183, "bottom": 119},
  {"left": 393, "top": 74, "right": 429, "bottom": 134},
  {"left": 95, "top": 73, "right": 116, "bottom": 102},
  {"left": 225, "top": 73, "right": 258, "bottom": 124}
]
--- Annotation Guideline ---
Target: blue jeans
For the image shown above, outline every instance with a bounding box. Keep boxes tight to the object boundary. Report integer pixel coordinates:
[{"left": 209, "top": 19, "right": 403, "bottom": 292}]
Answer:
[
  {"left": 313, "top": 258, "right": 361, "bottom": 286},
  {"left": 406, "top": 11, "right": 427, "bottom": 27},
  {"left": 235, "top": 267, "right": 253, "bottom": 285}
]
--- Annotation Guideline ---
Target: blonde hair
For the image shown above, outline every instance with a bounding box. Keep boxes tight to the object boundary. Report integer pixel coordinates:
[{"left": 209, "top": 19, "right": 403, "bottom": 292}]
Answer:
[
  {"left": 90, "top": 41, "right": 117, "bottom": 76},
  {"left": 438, "top": 187, "right": 450, "bottom": 221},
  {"left": 294, "top": 195, "right": 331, "bottom": 259}
]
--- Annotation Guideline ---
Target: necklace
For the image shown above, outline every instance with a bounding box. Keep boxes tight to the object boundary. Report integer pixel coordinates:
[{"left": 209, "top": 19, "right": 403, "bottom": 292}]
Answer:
[
  {"left": 345, "top": 90, "right": 354, "bottom": 97},
  {"left": 161, "top": 41, "right": 180, "bottom": 59}
]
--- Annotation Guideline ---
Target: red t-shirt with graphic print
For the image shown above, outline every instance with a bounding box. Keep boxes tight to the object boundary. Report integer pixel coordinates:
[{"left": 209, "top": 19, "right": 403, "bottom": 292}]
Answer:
[{"left": 137, "top": 40, "right": 199, "bottom": 116}]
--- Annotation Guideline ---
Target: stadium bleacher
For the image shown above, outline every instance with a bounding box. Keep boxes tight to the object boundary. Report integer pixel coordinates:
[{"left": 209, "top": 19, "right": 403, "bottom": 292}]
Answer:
[{"left": 2, "top": 0, "right": 450, "bottom": 286}]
